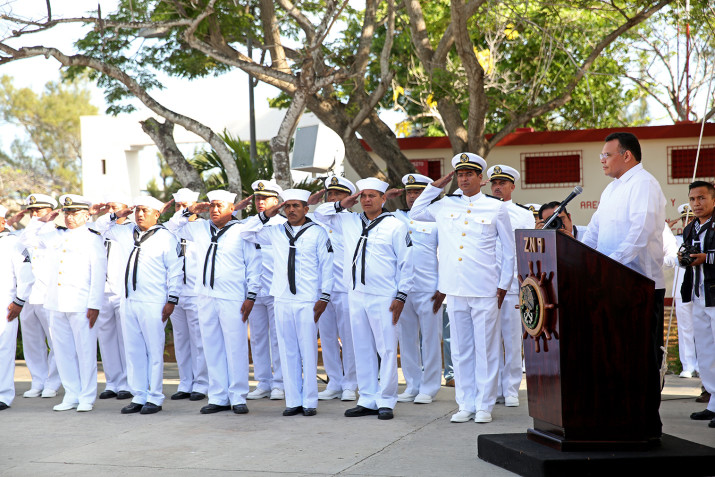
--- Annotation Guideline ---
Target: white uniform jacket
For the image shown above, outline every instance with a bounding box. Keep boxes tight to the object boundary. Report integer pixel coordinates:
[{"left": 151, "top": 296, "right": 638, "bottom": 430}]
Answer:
[
  {"left": 21, "top": 219, "right": 106, "bottom": 313},
  {"left": 408, "top": 185, "right": 515, "bottom": 297},
  {"left": 393, "top": 209, "right": 438, "bottom": 293},
  {"left": 311, "top": 210, "right": 349, "bottom": 294},
  {"left": 241, "top": 214, "right": 334, "bottom": 303},
  {"left": 0, "top": 232, "right": 34, "bottom": 309},
  {"left": 254, "top": 215, "right": 287, "bottom": 299},
  {"left": 166, "top": 210, "right": 261, "bottom": 301},
  {"left": 99, "top": 220, "right": 132, "bottom": 296},
  {"left": 94, "top": 215, "right": 182, "bottom": 305},
  {"left": 498, "top": 201, "right": 536, "bottom": 294},
  {"left": 178, "top": 237, "right": 200, "bottom": 298},
  {"left": 314, "top": 203, "right": 413, "bottom": 301},
  {"left": 23, "top": 234, "right": 51, "bottom": 306}
]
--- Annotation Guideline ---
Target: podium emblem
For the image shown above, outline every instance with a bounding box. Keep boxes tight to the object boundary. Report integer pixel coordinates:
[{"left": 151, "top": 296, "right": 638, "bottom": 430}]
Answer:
[{"left": 518, "top": 260, "right": 557, "bottom": 353}]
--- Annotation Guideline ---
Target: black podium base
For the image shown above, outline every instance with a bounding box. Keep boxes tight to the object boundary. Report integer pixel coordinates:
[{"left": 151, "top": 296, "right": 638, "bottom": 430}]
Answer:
[{"left": 477, "top": 433, "right": 715, "bottom": 477}]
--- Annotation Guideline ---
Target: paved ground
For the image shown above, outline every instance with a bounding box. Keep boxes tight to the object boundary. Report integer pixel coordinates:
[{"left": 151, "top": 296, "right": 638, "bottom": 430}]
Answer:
[{"left": 1, "top": 362, "right": 713, "bottom": 476}]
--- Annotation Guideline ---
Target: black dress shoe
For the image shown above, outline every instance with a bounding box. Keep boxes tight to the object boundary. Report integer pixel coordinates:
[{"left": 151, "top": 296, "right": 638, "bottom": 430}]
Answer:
[
  {"left": 283, "top": 406, "right": 304, "bottom": 416},
  {"left": 171, "top": 391, "right": 191, "bottom": 400},
  {"left": 140, "top": 402, "right": 162, "bottom": 414},
  {"left": 378, "top": 407, "right": 394, "bottom": 420},
  {"left": 0, "top": 402, "right": 9, "bottom": 411},
  {"left": 709, "top": 418, "right": 715, "bottom": 428},
  {"left": 232, "top": 404, "right": 249, "bottom": 414},
  {"left": 99, "top": 390, "right": 118, "bottom": 399},
  {"left": 200, "top": 403, "right": 231, "bottom": 414},
  {"left": 189, "top": 392, "right": 207, "bottom": 401},
  {"left": 344, "top": 405, "right": 379, "bottom": 417},
  {"left": 690, "top": 409, "right": 715, "bottom": 420},
  {"left": 121, "top": 402, "right": 143, "bottom": 414},
  {"left": 303, "top": 407, "right": 317, "bottom": 416},
  {"left": 696, "top": 391, "right": 711, "bottom": 403},
  {"left": 116, "top": 391, "right": 133, "bottom": 400}
]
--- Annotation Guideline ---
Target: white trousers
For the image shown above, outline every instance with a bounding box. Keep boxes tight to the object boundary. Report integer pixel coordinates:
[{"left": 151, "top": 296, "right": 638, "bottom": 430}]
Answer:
[
  {"left": 19, "top": 303, "right": 60, "bottom": 392},
  {"left": 97, "top": 292, "right": 128, "bottom": 392},
  {"left": 249, "top": 296, "right": 283, "bottom": 391},
  {"left": 691, "top": 295, "right": 715, "bottom": 412},
  {"left": 497, "top": 293, "right": 522, "bottom": 399},
  {"left": 447, "top": 295, "right": 500, "bottom": 413},
  {"left": 170, "top": 295, "right": 209, "bottom": 394},
  {"left": 49, "top": 311, "right": 98, "bottom": 406},
  {"left": 349, "top": 292, "right": 398, "bottom": 410},
  {"left": 121, "top": 299, "right": 166, "bottom": 406},
  {"left": 199, "top": 296, "right": 249, "bottom": 406},
  {"left": 318, "top": 291, "right": 357, "bottom": 392},
  {"left": 398, "top": 291, "right": 442, "bottom": 398},
  {"left": 0, "top": 298, "right": 19, "bottom": 406},
  {"left": 274, "top": 300, "right": 318, "bottom": 409},
  {"left": 674, "top": 298, "right": 698, "bottom": 373}
]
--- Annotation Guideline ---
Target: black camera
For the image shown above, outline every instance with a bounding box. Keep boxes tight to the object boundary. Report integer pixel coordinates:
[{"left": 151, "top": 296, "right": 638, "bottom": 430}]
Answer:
[
  {"left": 543, "top": 215, "right": 565, "bottom": 230},
  {"left": 678, "top": 243, "right": 700, "bottom": 267}
]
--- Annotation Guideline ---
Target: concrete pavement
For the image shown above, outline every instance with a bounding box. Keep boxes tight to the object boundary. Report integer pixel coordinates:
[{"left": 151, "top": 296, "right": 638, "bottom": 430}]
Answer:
[{"left": 1, "top": 362, "right": 712, "bottom": 476}]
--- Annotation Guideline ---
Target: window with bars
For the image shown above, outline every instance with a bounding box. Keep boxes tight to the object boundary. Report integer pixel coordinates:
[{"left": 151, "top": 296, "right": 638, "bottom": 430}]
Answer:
[
  {"left": 667, "top": 145, "right": 715, "bottom": 184},
  {"left": 520, "top": 151, "right": 582, "bottom": 189}
]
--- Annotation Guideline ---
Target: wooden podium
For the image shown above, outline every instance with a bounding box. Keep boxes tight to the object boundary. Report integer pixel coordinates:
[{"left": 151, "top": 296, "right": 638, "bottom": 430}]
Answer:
[{"left": 515, "top": 229, "right": 659, "bottom": 451}]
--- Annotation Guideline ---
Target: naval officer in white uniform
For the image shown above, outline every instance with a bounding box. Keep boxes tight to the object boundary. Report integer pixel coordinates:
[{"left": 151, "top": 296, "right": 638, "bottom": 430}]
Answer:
[
  {"left": 0, "top": 205, "right": 34, "bottom": 411},
  {"left": 241, "top": 188, "right": 334, "bottom": 416},
  {"left": 167, "top": 190, "right": 261, "bottom": 415},
  {"left": 487, "top": 165, "right": 535, "bottom": 408},
  {"left": 410, "top": 153, "right": 515, "bottom": 424},
  {"left": 97, "top": 196, "right": 183, "bottom": 415},
  {"left": 21, "top": 195, "right": 107, "bottom": 412},
  {"left": 393, "top": 173, "right": 444, "bottom": 404},
  {"left": 315, "top": 177, "right": 414, "bottom": 420}
]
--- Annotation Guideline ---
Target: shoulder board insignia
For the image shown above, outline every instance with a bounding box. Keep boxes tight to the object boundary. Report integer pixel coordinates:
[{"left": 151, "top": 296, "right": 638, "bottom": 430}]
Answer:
[
  {"left": 88, "top": 228, "right": 101, "bottom": 236},
  {"left": 55, "top": 225, "right": 68, "bottom": 230},
  {"left": 485, "top": 194, "right": 503, "bottom": 201},
  {"left": 515, "top": 202, "right": 530, "bottom": 210}
]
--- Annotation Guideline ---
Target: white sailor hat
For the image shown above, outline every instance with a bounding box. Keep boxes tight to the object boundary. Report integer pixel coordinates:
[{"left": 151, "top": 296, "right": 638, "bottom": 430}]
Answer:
[
  {"left": 281, "top": 189, "right": 311, "bottom": 203},
  {"left": 0, "top": 205, "right": 7, "bottom": 218},
  {"left": 252, "top": 180, "right": 283, "bottom": 198},
  {"left": 103, "top": 193, "right": 132, "bottom": 207},
  {"left": 487, "top": 164, "right": 520, "bottom": 183},
  {"left": 324, "top": 175, "right": 356, "bottom": 194},
  {"left": 524, "top": 203, "right": 541, "bottom": 217},
  {"left": 678, "top": 203, "right": 692, "bottom": 217},
  {"left": 206, "top": 189, "right": 237, "bottom": 204},
  {"left": 356, "top": 177, "right": 389, "bottom": 194},
  {"left": 59, "top": 194, "right": 91, "bottom": 210},
  {"left": 25, "top": 193, "right": 58, "bottom": 209},
  {"left": 133, "top": 196, "right": 164, "bottom": 212},
  {"left": 173, "top": 188, "right": 200, "bottom": 203},
  {"left": 451, "top": 152, "right": 487, "bottom": 173},
  {"left": 402, "top": 173, "right": 433, "bottom": 190}
]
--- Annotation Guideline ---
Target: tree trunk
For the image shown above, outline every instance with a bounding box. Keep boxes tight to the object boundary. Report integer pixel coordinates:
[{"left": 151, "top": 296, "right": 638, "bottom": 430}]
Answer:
[{"left": 270, "top": 90, "right": 307, "bottom": 189}]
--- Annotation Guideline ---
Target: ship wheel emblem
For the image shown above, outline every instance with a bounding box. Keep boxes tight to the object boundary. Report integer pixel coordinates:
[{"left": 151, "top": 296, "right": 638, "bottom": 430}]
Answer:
[{"left": 518, "top": 260, "right": 558, "bottom": 352}]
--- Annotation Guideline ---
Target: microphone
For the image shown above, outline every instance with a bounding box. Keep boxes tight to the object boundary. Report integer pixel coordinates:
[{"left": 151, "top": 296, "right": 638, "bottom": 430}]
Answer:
[{"left": 543, "top": 186, "right": 583, "bottom": 230}]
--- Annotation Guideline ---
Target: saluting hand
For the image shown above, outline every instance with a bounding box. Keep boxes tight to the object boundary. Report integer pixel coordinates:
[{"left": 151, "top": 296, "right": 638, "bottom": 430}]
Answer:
[
  {"left": 188, "top": 202, "right": 210, "bottom": 214},
  {"left": 160, "top": 199, "right": 174, "bottom": 215},
  {"left": 161, "top": 303, "right": 175, "bottom": 323},
  {"left": 234, "top": 195, "right": 254, "bottom": 211},
  {"left": 7, "top": 303, "right": 22, "bottom": 322},
  {"left": 430, "top": 291, "right": 446, "bottom": 314},
  {"left": 307, "top": 190, "right": 325, "bottom": 206},
  {"left": 6, "top": 209, "right": 27, "bottom": 228},
  {"left": 240, "top": 299, "right": 254, "bottom": 322},
  {"left": 87, "top": 308, "right": 99, "bottom": 328},
  {"left": 384, "top": 188, "right": 404, "bottom": 200},
  {"left": 39, "top": 210, "right": 60, "bottom": 223},
  {"left": 340, "top": 191, "right": 362, "bottom": 209},
  {"left": 431, "top": 171, "right": 455, "bottom": 189},
  {"left": 389, "top": 299, "right": 405, "bottom": 325},
  {"left": 263, "top": 201, "right": 285, "bottom": 218},
  {"left": 115, "top": 207, "right": 135, "bottom": 218},
  {"left": 313, "top": 300, "right": 327, "bottom": 322}
]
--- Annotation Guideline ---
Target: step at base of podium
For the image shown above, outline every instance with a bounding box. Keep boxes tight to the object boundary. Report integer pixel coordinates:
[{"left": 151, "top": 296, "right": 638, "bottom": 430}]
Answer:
[{"left": 477, "top": 433, "right": 715, "bottom": 477}]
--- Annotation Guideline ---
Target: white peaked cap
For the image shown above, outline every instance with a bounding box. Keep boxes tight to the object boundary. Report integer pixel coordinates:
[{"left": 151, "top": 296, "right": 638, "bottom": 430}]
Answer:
[
  {"left": 324, "top": 176, "right": 356, "bottom": 194},
  {"left": 451, "top": 152, "right": 487, "bottom": 173},
  {"left": 356, "top": 177, "right": 389, "bottom": 194},
  {"left": 173, "top": 188, "right": 200, "bottom": 203},
  {"left": 251, "top": 180, "right": 283, "bottom": 197},
  {"left": 0, "top": 205, "right": 7, "bottom": 218},
  {"left": 59, "top": 194, "right": 92, "bottom": 210},
  {"left": 524, "top": 203, "right": 542, "bottom": 215},
  {"left": 281, "top": 189, "right": 311, "bottom": 203},
  {"left": 25, "top": 193, "right": 58, "bottom": 209},
  {"left": 207, "top": 190, "right": 237, "bottom": 204},
  {"left": 402, "top": 173, "right": 433, "bottom": 189},
  {"left": 487, "top": 164, "right": 520, "bottom": 183},
  {"left": 678, "top": 203, "right": 692, "bottom": 216},
  {"left": 133, "top": 196, "right": 165, "bottom": 212}
]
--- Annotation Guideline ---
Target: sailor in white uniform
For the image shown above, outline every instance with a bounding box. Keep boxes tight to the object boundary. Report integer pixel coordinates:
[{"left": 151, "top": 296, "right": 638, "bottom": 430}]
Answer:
[
  {"left": 95, "top": 196, "right": 132, "bottom": 401},
  {"left": 310, "top": 176, "right": 358, "bottom": 402},
  {"left": 169, "top": 188, "right": 209, "bottom": 402},
  {"left": 20, "top": 195, "right": 107, "bottom": 412},
  {"left": 241, "top": 189, "right": 334, "bottom": 416},
  {"left": 17, "top": 194, "right": 62, "bottom": 398},
  {"left": 167, "top": 190, "right": 261, "bottom": 415},
  {"left": 315, "top": 177, "right": 413, "bottom": 420},
  {"left": 393, "top": 173, "right": 444, "bottom": 404},
  {"left": 96, "top": 196, "right": 183, "bottom": 415},
  {"left": 246, "top": 180, "right": 285, "bottom": 401},
  {"left": 487, "top": 165, "right": 535, "bottom": 408},
  {"left": 0, "top": 205, "right": 34, "bottom": 411},
  {"left": 409, "top": 153, "right": 515, "bottom": 424}
]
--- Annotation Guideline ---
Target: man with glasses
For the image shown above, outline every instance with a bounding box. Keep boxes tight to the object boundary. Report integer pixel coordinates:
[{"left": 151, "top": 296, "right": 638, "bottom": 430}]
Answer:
[{"left": 583, "top": 132, "right": 667, "bottom": 439}]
